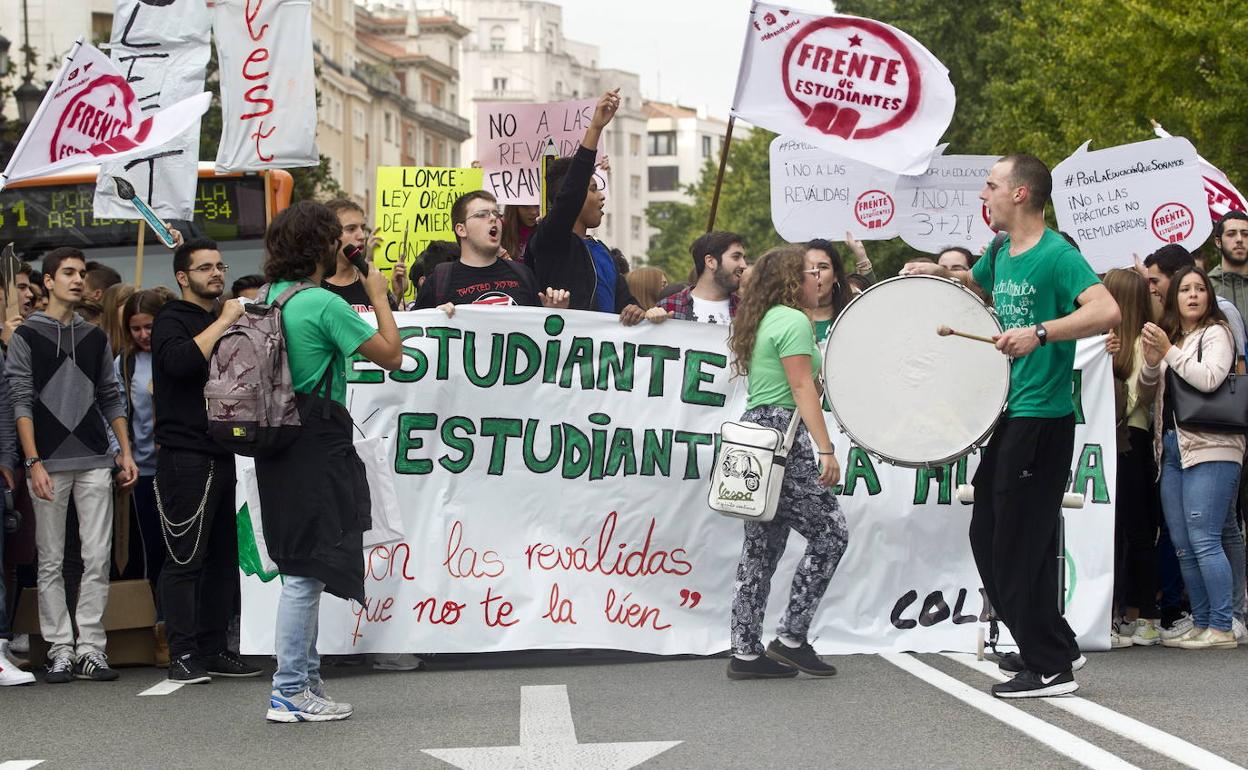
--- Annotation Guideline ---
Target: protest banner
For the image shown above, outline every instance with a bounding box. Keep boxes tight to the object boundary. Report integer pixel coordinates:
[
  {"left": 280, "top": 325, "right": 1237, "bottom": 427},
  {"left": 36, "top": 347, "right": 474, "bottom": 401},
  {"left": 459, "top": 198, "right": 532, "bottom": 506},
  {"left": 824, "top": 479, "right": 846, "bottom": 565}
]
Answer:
[
  {"left": 1153, "top": 122, "right": 1247, "bottom": 224},
  {"left": 92, "top": 0, "right": 212, "bottom": 221},
  {"left": 0, "top": 40, "right": 211, "bottom": 190},
  {"left": 212, "top": 0, "right": 319, "bottom": 172},
  {"left": 768, "top": 135, "right": 900, "bottom": 241},
  {"left": 896, "top": 147, "right": 999, "bottom": 254},
  {"left": 237, "top": 308, "right": 1114, "bottom": 656},
  {"left": 476, "top": 97, "right": 597, "bottom": 205},
  {"left": 373, "top": 166, "right": 484, "bottom": 301},
  {"left": 732, "top": 2, "right": 955, "bottom": 175},
  {"left": 1052, "top": 137, "right": 1211, "bottom": 272}
]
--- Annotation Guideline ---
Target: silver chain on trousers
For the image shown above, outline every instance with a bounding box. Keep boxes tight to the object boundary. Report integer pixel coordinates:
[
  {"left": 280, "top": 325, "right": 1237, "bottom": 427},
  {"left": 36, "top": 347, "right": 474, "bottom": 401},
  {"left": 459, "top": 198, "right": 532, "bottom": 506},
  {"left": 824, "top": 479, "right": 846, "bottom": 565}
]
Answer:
[{"left": 153, "top": 459, "right": 215, "bottom": 567}]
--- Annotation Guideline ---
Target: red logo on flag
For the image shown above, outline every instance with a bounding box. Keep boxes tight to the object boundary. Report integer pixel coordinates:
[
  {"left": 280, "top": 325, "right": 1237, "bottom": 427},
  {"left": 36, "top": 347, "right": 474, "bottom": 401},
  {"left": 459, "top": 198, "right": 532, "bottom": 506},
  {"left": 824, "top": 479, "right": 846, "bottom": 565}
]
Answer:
[{"left": 49, "top": 75, "right": 137, "bottom": 163}]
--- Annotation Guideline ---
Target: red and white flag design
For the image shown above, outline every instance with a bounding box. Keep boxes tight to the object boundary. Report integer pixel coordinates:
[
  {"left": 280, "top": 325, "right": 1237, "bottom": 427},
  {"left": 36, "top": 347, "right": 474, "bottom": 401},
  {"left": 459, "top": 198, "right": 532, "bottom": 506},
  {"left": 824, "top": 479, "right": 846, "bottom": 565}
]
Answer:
[{"left": 1153, "top": 122, "right": 1247, "bottom": 223}]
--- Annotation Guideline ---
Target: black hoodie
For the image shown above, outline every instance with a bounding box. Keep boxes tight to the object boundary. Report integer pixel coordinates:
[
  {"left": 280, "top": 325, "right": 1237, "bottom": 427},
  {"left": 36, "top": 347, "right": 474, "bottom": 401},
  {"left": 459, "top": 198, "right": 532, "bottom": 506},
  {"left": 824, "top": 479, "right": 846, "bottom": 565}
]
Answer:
[{"left": 152, "top": 299, "right": 227, "bottom": 456}]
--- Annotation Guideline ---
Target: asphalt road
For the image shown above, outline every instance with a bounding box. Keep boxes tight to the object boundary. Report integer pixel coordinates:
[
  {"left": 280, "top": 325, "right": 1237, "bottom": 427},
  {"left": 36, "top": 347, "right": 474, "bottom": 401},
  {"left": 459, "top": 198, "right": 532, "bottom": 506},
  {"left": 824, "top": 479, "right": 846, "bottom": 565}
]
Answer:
[{"left": 1, "top": 645, "right": 1245, "bottom": 769}]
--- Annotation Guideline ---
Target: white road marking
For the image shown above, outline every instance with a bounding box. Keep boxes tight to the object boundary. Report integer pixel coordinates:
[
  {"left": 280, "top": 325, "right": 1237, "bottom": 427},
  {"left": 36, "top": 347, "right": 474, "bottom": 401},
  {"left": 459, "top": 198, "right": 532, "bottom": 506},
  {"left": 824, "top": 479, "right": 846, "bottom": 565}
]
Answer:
[
  {"left": 944, "top": 653, "right": 1246, "bottom": 770},
  {"left": 423, "top": 684, "right": 681, "bottom": 770},
  {"left": 137, "top": 680, "right": 185, "bottom": 697},
  {"left": 0, "top": 761, "right": 46, "bottom": 769},
  {"left": 881, "top": 653, "right": 1137, "bottom": 770}
]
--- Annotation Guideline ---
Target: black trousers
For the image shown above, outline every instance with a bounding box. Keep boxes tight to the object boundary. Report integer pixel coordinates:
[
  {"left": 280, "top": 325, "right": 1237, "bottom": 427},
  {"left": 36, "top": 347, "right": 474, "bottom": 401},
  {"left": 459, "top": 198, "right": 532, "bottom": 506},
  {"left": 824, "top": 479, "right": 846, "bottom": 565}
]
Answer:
[
  {"left": 155, "top": 448, "right": 238, "bottom": 660},
  {"left": 1115, "top": 427, "right": 1160, "bottom": 617},
  {"left": 970, "top": 414, "right": 1080, "bottom": 676}
]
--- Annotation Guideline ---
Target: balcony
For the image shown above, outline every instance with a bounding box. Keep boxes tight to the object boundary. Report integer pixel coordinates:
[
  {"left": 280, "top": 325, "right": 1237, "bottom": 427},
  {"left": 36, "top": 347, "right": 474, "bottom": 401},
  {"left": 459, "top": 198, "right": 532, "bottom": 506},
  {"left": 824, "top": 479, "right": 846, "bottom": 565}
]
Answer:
[
  {"left": 473, "top": 88, "right": 538, "bottom": 102},
  {"left": 411, "top": 101, "right": 471, "bottom": 142}
]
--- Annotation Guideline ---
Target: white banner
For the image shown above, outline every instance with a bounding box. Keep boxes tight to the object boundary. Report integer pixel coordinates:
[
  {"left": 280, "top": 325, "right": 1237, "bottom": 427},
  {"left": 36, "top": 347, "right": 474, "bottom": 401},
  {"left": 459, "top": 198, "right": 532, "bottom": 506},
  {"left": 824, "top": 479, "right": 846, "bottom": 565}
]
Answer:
[
  {"left": 768, "top": 135, "right": 900, "bottom": 241},
  {"left": 238, "top": 309, "right": 1115, "bottom": 656},
  {"left": 475, "top": 98, "right": 598, "bottom": 205},
  {"left": 732, "top": 3, "right": 955, "bottom": 175},
  {"left": 1153, "top": 122, "right": 1248, "bottom": 224},
  {"left": 92, "top": 0, "right": 212, "bottom": 221},
  {"left": 212, "top": 0, "right": 318, "bottom": 172},
  {"left": 0, "top": 40, "right": 210, "bottom": 189},
  {"left": 1052, "top": 137, "right": 1212, "bottom": 272},
  {"left": 896, "top": 147, "right": 999, "bottom": 254}
]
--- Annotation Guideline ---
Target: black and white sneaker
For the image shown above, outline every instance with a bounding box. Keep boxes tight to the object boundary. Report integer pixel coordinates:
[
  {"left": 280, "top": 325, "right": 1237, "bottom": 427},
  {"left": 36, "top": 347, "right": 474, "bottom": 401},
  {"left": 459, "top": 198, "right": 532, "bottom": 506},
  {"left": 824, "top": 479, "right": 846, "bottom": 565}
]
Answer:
[
  {"left": 169, "top": 654, "right": 211, "bottom": 684},
  {"left": 764, "top": 639, "right": 838, "bottom": 676},
  {"left": 996, "top": 651, "right": 1086, "bottom": 674},
  {"left": 73, "top": 652, "right": 119, "bottom": 681},
  {"left": 726, "top": 655, "right": 798, "bottom": 680},
  {"left": 991, "top": 669, "right": 1078, "bottom": 698},
  {"left": 45, "top": 652, "right": 74, "bottom": 684},
  {"left": 203, "top": 650, "right": 262, "bottom": 678}
]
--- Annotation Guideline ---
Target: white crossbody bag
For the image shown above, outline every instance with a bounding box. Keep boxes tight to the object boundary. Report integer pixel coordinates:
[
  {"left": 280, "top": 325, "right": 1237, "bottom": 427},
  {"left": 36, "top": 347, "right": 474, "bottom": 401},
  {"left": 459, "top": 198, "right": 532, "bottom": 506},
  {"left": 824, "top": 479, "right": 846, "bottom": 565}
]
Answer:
[{"left": 707, "top": 411, "right": 801, "bottom": 522}]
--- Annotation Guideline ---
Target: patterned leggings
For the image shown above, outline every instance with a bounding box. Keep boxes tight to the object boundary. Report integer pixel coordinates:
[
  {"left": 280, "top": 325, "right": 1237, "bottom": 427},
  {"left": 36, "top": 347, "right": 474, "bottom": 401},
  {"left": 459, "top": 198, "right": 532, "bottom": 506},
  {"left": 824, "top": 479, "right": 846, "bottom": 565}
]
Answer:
[{"left": 730, "top": 405, "right": 850, "bottom": 656}]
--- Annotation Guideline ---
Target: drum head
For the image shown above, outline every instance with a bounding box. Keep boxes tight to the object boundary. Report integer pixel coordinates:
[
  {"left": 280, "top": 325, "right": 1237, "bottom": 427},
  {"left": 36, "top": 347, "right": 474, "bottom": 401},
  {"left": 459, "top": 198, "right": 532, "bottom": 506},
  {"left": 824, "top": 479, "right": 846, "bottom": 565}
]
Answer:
[{"left": 823, "top": 275, "right": 1008, "bottom": 467}]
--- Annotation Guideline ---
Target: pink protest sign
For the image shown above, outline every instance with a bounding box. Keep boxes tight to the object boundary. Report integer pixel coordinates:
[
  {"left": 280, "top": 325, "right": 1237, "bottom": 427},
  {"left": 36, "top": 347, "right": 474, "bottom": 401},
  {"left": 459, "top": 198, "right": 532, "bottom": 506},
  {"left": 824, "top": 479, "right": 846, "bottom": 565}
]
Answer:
[{"left": 476, "top": 98, "right": 597, "bottom": 205}]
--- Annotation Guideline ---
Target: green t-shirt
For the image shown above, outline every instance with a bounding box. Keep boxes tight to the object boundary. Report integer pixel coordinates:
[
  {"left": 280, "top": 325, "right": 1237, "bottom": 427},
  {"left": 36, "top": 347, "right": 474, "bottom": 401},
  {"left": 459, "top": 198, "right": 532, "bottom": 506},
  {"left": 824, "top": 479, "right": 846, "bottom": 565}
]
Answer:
[
  {"left": 266, "top": 280, "right": 377, "bottom": 406},
  {"left": 970, "top": 229, "right": 1099, "bottom": 418},
  {"left": 746, "top": 305, "right": 821, "bottom": 409}
]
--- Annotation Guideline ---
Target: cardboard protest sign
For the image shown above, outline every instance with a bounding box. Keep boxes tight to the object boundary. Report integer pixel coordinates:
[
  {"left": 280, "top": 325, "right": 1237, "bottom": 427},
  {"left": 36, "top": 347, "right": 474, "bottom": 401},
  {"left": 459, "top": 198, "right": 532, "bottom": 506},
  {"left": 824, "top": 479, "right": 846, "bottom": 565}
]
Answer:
[
  {"left": 92, "top": 0, "right": 212, "bottom": 221},
  {"left": 476, "top": 98, "right": 597, "bottom": 205},
  {"left": 213, "top": 0, "right": 319, "bottom": 171},
  {"left": 237, "top": 309, "right": 1115, "bottom": 657},
  {"left": 768, "top": 135, "right": 899, "bottom": 241},
  {"left": 1153, "top": 122, "right": 1247, "bottom": 224},
  {"left": 732, "top": 2, "right": 955, "bottom": 175},
  {"left": 0, "top": 40, "right": 210, "bottom": 190},
  {"left": 1053, "top": 137, "right": 1211, "bottom": 272},
  {"left": 896, "top": 147, "right": 999, "bottom": 254},
  {"left": 373, "top": 166, "right": 483, "bottom": 301}
]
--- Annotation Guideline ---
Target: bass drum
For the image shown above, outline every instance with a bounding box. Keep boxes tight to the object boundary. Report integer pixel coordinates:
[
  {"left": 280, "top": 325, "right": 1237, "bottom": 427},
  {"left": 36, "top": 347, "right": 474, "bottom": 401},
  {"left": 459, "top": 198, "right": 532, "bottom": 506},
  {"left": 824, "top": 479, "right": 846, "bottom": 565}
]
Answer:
[{"left": 822, "top": 275, "right": 1009, "bottom": 467}]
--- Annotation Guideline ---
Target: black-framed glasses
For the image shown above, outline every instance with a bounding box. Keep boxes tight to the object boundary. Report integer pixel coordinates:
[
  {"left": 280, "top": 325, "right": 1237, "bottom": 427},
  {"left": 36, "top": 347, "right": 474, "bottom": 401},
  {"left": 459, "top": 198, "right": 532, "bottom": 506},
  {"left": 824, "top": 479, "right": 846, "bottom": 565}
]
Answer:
[
  {"left": 188, "top": 263, "right": 230, "bottom": 274},
  {"left": 467, "top": 209, "right": 505, "bottom": 222}
]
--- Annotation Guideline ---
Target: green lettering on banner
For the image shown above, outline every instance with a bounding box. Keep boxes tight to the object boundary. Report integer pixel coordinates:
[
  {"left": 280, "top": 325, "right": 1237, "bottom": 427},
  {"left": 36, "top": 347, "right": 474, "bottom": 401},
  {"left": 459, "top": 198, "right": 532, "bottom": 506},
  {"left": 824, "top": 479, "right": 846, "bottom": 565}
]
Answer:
[
  {"left": 390, "top": 327, "right": 429, "bottom": 383},
  {"left": 504, "top": 332, "right": 541, "bottom": 385},
  {"left": 440, "top": 415, "right": 475, "bottom": 473},
  {"left": 605, "top": 428, "right": 638, "bottom": 477},
  {"left": 346, "top": 351, "right": 383, "bottom": 384},
  {"left": 912, "top": 456, "right": 969, "bottom": 505},
  {"left": 562, "top": 423, "right": 591, "bottom": 478},
  {"left": 674, "top": 430, "right": 713, "bottom": 479},
  {"left": 589, "top": 413, "right": 610, "bottom": 480},
  {"left": 522, "top": 420, "right": 561, "bottom": 473},
  {"left": 425, "top": 327, "right": 462, "bottom": 380},
  {"left": 464, "top": 331, "right": 504, "bottom": 387},
  {"left": 834, "top": 447, "right": 882, "bottom": 496},
  {"left": 1073, "top": 443, "right": 1110, "bottom": 504},
  {"left": 637, "top": 344, "right": 680, "bottom": 397},
  {"left": 559, "top": 337, "right": 596, "bottom": 390},
  {"left": 480, "top": 417, "right": 522, "bottom": 475},
  {"left": 394, "top": 412, "right": 436, "bottom": 475},
  {"left": 1071, "top": 369, "right": 1085, "bottom": 425},
  {"left": 542, "top": 315, "right": 565, "bottom": 384},
  {"left": 641, "top": 429, "right": 673, "bottom": 476},
  {"left": 681, "top": 350, "right": 728, "bottom": 407},
  {"left": 597, "top": 341, "right": 635, "bottom": 392}
]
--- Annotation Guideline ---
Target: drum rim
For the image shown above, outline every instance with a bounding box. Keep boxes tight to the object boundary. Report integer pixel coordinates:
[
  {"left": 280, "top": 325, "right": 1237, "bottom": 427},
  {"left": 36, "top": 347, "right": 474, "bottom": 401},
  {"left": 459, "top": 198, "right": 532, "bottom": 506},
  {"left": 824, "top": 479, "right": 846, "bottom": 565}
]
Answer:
[{"left": 822, "top": 274, "right": 1009, "bottom": 468}]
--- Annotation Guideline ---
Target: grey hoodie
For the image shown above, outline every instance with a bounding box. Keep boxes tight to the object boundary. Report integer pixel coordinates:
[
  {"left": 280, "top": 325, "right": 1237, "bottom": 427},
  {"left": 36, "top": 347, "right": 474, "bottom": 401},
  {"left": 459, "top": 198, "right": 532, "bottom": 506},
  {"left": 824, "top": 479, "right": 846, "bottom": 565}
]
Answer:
[{"left": 5, "top": 311, "right": 126, "bottom": 472}]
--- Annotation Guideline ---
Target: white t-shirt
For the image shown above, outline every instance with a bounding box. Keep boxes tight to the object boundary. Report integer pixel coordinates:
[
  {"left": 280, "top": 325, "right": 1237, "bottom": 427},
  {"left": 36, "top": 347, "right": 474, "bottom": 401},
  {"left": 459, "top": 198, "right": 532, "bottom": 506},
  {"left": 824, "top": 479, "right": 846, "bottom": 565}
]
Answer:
[{"left": 690, "top": 296, "right": 732, "bottom": 325}]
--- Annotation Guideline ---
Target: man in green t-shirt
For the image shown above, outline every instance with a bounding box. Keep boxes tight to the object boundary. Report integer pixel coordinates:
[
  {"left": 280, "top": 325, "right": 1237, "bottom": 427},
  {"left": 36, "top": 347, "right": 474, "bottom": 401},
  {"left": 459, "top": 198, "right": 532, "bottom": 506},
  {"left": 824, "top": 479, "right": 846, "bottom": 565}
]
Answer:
[{"left": 904, "top": 154, "right": 1120, "bottom": 699}]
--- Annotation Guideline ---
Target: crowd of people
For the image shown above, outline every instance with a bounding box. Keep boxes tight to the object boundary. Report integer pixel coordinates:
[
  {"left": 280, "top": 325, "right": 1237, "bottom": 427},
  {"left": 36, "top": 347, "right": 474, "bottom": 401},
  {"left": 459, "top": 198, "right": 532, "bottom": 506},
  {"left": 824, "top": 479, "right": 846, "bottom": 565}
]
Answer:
[{"left": 0, "top": 87, "right": 1244, "bottom": 715}]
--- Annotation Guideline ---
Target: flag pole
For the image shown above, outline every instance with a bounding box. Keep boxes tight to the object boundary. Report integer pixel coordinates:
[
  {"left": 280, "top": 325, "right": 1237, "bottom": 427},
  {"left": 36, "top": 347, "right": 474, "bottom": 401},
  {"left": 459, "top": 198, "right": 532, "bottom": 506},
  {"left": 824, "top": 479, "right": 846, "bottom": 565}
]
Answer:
[
  {"left": 134, "top": 222, "right": 146, "bottom": 288},
  {"left": 705, "top": 116, "right": 736, "bottom": 233}
]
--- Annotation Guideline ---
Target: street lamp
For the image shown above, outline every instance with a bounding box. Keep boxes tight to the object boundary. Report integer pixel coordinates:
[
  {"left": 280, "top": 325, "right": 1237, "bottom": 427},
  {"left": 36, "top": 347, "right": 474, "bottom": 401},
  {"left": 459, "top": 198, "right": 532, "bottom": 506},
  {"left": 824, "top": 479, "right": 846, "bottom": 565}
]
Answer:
[
  {"left": 14, "top": 80, "right": 42, "bottom": 123},
  {"left": 0, "top": 35, "right": 11, "bottom": 78}
]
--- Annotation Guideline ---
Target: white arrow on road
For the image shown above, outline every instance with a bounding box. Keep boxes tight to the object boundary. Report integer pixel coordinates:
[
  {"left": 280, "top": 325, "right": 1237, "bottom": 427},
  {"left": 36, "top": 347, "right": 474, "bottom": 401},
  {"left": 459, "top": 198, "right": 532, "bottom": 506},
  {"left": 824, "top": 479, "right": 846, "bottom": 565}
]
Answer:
[{"left": 423, "top": 685, "right": 681, "bottom": 769}]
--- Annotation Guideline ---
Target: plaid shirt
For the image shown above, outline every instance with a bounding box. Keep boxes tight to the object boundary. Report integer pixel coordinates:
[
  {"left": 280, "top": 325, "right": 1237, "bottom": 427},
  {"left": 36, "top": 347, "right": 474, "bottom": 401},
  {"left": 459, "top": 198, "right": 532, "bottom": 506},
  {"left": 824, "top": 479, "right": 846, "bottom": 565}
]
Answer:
[{"left": 655, "top": 287, "right": 740, "bottom": 322}]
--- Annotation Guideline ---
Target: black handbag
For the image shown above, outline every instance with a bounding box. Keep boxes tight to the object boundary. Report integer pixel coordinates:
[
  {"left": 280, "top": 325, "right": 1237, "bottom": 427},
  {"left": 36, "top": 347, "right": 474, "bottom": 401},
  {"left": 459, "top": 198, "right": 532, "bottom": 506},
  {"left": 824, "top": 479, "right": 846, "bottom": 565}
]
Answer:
[{"left": 1166, "top": 327, "right": 1248, "bottom": 433}]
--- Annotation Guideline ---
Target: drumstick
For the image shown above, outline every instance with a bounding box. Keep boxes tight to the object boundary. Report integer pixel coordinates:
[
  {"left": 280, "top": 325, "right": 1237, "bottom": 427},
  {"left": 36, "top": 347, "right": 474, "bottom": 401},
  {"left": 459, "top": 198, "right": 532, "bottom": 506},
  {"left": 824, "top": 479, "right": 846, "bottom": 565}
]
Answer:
[{"left": 937, "top": 325, "right": 996, "bottom": 345}]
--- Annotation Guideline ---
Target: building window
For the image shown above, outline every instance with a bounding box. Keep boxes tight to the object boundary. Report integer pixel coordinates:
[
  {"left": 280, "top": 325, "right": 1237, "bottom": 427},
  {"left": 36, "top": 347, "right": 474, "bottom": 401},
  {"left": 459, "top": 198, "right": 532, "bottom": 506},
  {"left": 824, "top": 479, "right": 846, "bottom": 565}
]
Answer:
[
  {"left": 406, "top": 130, "right": 416, "bottom": 155},
  {"left": 352, "top": 107, "right": 366, "bottom": 139},
  {"left": 648, "top": 131, "right": 676, "bottom": 156},
  {"left": 451, "top": 146, "right": 459, "bottom": 166},
  {"left": 648, "top": 166, "right": 679, "bottom": 192},
  {"left": 354, "top": 167, "right": 366, "bottom": 193},
  {"left": 630, "top": 175, "right": 640, "bottom": 198},
  {"left": 435, "top": 139, "right": 447, "bottom": 166},
  {"left": 91, "top": 13, "right": 113, "bottom": 44},
  {"left": 702, "top": 135, "right": 713, "bottom": 158},
  {"left": 424, "top": 136, "right": 433, "bottom": 164},
  {"left": 629, "top": 133, "right": 641, "bottom": 156},
  {"left": 631, "top": 216, "right": 642, "bottom": 241},
  {"left": 490, "top": 25, "right": 505, "bottom": 52},
  {"left": 492, "top": 77, "right": 508, "bottom": 92},
  {"left": 384, "top": 113, "right": 392, "bottom": 143}
]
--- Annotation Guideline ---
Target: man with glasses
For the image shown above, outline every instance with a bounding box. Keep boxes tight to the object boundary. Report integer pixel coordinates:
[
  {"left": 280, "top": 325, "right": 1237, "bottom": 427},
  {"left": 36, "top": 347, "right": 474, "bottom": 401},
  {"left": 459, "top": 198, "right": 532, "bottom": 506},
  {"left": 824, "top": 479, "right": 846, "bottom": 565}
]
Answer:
[
  {"left": 151, "top": 237, "right": 261, "bottom": 683},
  {"left": 412, "top": 191, "right": 569, "bottom": 311}
]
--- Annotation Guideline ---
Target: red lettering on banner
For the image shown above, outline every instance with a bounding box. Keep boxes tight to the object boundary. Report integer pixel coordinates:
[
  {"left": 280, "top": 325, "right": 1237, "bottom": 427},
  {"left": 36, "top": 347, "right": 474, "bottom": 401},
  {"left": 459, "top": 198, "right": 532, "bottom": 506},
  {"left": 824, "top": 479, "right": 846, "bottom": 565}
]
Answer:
[
  {"left": 349, "top": 595, "right": 395, "bottom": 645},
  {"left": 481, "top": 587, "right": 518, "bottom": 627},
  {"left": 243, "top": 48, "right": 271, "bottom": 81},
  {"left": 365, "top": 543, "right": 416, "bottom": 582},
  {"left": 540, "top": 583, "right": 577, "bottom": 625},
  {"left": 251, "top": 122, "right": 276, "bottom": 162},
  {"left": 524, "top": 511, "right": 693, "bottom": 578},
  {"left": 444, "top": 520, "right": 505, "bottom": 579},
  {"left": 412, "top": 596, "right": 466, "bottom": 625},
  {"left": 241, "top": 84, "right": 274, "bottom": 120},
  {"left": 245, "top": 0, "right": 270, "bottom": 41},
  {"left": 237, "top": 0, "right": 277, "bottom": 163},
  {"left": 604, "top": 589, "right": 671, "bottom": 631}
]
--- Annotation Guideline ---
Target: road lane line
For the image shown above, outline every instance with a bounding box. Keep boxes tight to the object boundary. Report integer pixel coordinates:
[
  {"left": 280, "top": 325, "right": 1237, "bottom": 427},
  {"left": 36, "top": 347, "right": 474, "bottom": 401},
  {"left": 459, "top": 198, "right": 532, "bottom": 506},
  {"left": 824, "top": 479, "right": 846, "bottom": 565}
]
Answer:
[
  {"left": 881, "top": 653, "right": 1137, "bottom": 770},
  {"left": 944, "top": 653, "right": 1245, "bottom": 770},
  {"left": 0, "top": 762, "right": 46, "bottom": 769},
  {"left": 138, "top": 680, "right": 185, "bottom": 696}
]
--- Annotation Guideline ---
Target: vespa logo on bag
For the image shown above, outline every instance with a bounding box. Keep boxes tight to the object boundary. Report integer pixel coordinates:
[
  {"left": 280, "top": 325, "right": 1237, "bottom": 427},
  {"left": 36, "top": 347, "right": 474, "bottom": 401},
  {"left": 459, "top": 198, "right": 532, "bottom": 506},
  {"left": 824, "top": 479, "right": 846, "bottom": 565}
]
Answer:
[{"left": 716, "top": 448, "right": 764, "bottom": 503}]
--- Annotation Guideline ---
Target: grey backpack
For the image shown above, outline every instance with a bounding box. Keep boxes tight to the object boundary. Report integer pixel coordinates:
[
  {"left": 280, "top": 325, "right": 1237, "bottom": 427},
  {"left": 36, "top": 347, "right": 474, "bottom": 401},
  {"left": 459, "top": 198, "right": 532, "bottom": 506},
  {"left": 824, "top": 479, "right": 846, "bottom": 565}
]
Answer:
[{"left": 204, "top": 282, "right": 314, "bottom": 457}]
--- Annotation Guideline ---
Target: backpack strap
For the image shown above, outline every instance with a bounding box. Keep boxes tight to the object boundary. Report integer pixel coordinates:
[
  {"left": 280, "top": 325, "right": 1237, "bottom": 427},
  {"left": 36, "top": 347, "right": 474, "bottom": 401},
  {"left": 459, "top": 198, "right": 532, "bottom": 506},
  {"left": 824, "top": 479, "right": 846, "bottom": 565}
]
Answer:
[
  {"left": 986, "top": 231, "right": 1008, "bottom": 289},
  {"left": 432, "top": 261, "right": 456, "bottom": 306},
  {"left": 500, "top": 258, "right": 540, "bottom": 300},
  {"left": 268, "top": 280, "right": 317, "bottom": 310}
]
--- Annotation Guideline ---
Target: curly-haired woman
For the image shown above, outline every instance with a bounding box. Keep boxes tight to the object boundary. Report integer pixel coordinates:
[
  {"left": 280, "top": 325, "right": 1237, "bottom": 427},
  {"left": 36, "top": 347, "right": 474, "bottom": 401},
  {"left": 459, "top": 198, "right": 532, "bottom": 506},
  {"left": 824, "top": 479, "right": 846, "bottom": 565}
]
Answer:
[{"left": 725, "top": 245, "right": 848, "bottom": 680}]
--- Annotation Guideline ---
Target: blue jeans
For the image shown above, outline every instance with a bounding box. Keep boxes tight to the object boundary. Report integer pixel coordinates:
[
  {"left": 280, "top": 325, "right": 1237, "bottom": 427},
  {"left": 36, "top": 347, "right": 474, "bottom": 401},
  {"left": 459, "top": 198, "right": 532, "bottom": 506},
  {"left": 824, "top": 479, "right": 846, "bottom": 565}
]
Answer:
[
  {"left": 272, "top": 575, "right": 324, "bottom": 697},
  {"left": 1159, "top": 431, "right": 1238, "bottom": 631}
]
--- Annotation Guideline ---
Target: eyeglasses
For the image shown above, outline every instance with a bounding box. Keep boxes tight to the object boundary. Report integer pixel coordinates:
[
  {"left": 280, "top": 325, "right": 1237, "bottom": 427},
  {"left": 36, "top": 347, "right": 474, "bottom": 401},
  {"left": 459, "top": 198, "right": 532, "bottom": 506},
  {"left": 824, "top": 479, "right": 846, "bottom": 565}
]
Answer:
[
  {"left": 466, "top": 209, "right": 505, "bottom": 222},
  {"left": 188, "top": 263, "right": 230, "bottom": 274}
]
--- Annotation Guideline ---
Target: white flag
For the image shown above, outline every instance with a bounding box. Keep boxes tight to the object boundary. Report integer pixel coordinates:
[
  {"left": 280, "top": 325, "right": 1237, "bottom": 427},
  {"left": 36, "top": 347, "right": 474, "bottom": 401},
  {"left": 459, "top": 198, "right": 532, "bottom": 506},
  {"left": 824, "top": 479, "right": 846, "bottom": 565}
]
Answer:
[
  {"left": 0, "top": 40, "right": 210, "bottom": 190},
  {"left": 92, "top": 0, "right": 212, "bottom": 221},
  {"left": 731, "top": 3, "right": 954, "bottom": 175},
  {"left": 212, "top": 0, "right": 318, "bottom": 172},
  {"left": 1153, "top": 121, "right": 1247, "bottom": 223}
]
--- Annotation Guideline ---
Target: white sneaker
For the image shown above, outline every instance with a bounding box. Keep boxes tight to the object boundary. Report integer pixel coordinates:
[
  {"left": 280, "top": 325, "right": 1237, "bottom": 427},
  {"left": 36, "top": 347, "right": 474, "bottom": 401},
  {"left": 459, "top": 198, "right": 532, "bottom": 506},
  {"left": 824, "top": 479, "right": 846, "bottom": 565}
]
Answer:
[
  {"left": 0, "top": 642, "right": 35, "bottom": 686},
  {"left": 1233, "top": 617, "right": 1247, "bottom": 642},
  {"left": 1160, "top": 613, "right": 1194, "bottom": 640},
  {"left": 372, "top": 653, "right": 426, "bottom": 672},
  {"left": 1110, "top": 619, "right": 1135, "bottom": 648},
  {"left": 9, "top": 634, "right": 29, "bottom": 655},
  {"left": 1131, "top": 619, "right": 1162, "bottom": 646}
]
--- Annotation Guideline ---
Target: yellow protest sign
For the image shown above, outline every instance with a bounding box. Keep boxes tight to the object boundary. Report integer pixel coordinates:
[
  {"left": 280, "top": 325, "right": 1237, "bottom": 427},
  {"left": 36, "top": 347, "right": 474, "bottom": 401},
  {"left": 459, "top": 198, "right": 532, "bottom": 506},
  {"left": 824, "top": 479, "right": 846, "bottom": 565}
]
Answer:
[{"left": 374, "top": 166, "right": 483, "bottom": 301}]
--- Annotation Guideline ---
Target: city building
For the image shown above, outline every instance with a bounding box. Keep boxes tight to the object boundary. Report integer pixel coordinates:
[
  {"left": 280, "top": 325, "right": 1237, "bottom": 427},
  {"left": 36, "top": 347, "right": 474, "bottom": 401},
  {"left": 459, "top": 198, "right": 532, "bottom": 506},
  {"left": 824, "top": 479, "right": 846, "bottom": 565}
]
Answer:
[
  {"left": 642, "top": 100, "right": 733, "bottom": 207},
  {"left": 417, "top": 0, "right": 651, "bottom": 262}
]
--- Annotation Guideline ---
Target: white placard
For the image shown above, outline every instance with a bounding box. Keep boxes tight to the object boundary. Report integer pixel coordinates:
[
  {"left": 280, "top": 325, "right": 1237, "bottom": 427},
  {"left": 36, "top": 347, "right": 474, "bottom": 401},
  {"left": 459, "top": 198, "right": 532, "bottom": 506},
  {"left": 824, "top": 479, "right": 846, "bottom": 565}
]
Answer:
[
  {"left": 1052, "top": 137, "right": 1211, "bottom": 272},
  {"left": 237, "top": 309, "right": 1115, "bottom": 657},
  {"left": 896, "top": 148, "right": 999, "bottom": 254},
  {"left": 769, "top": 135, "right": 899, "bottom": 241}
]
